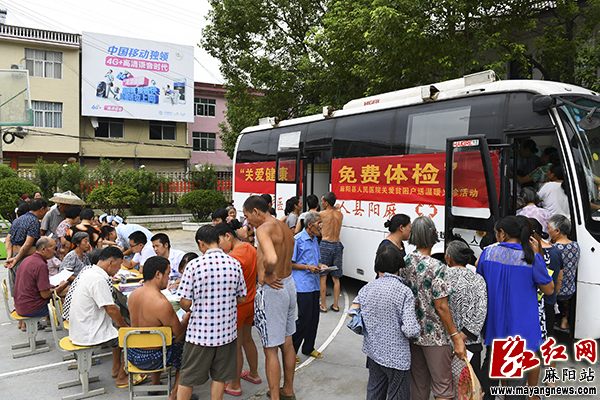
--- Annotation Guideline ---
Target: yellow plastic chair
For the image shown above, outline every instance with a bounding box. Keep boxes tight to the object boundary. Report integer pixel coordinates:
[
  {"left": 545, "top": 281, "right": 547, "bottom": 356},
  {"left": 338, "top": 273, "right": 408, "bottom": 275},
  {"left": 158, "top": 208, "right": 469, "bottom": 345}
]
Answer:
[
  {"left": 52, "top": 290, "right": 69, "bottom": 330},
  {"left": 1, "top": 278, "right": 49, "bottom": 358},
  {"left": 119, "top": 327, "right": 173, "bottom": 400},
  {"left": 47, "top": 302, "right": 105, "bottom": 400}
]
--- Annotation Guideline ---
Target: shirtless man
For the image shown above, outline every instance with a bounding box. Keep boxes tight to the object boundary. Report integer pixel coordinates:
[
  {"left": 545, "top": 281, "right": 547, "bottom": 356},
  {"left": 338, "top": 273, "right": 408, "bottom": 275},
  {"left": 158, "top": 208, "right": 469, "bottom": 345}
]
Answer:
[
  {"left": 319, "top": 192, "right": 344, "bottom": 312},
  {"left": 243, "top": 195, "right": 296, "bottom": 400},
  {"left": 128, "top": 256, "right": 191, "bottom": 400}
]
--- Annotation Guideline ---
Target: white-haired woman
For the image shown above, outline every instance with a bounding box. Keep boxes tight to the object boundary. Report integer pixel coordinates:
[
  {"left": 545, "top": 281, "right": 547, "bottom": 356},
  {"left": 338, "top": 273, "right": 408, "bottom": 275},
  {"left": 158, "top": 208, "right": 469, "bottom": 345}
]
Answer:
[
  {"left": 59, "top": 231, "right": 91, "bottom": 281},
  {"left": 401, "top": 216, "right": 465, "bottom": 400}
]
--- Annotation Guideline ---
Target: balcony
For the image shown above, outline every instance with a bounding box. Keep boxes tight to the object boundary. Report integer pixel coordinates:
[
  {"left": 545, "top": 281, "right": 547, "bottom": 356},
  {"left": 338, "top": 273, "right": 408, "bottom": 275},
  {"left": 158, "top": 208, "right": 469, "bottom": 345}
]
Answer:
[{"left": 0, "top": 24, "right": 80, "bottom": 48}]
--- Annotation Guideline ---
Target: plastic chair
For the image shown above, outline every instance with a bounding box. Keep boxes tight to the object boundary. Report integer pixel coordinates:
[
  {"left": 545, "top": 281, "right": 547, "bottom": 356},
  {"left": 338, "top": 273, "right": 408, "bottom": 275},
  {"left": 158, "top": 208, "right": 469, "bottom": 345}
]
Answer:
[
  {"left": 52, "top": 290, "right": 68, "bottom": 330},
  {"left": 1, "top": 278, "right": 49, "bottom": 358},
  {"left": 118, "top": 327, "right": 172, "bottom": 400},
  {"left": 47, "top": 302, "right": 105, "bottom": 400}
]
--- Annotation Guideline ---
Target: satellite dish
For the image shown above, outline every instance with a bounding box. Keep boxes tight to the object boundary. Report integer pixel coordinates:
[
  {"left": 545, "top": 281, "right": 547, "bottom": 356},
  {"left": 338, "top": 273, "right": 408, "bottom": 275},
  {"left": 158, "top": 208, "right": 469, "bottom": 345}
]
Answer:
[{"left": 578, "top": 107, "right": 600, "bottom": 130}]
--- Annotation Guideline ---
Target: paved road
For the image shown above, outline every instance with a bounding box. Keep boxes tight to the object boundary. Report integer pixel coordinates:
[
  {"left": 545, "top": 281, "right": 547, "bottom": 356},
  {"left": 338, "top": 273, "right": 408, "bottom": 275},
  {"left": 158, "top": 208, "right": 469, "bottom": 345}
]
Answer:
[{"left": 0, "top": 228, "right": 597, "bottom": 399}]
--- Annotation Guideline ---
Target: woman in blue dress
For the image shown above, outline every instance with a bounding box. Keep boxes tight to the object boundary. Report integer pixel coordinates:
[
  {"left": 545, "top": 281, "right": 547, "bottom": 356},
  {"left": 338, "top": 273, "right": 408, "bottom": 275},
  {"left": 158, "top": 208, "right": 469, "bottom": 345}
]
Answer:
[{"left": 476, "top": 215, "right": 554, "bottom": 399}]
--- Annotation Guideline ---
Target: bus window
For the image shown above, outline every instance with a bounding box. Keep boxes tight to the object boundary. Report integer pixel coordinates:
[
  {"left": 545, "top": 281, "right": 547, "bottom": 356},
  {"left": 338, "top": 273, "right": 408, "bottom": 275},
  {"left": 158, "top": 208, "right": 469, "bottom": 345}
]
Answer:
[
  {"left": 332, "top": 111, "right": 393, "bottom": 158},
  {"left": 506, "top": 92, "right": 554, "bottom": 129},
  {"left": 236, "top": 130, "right": 274, "bottom": 163},
  {"left": 407, "top": 106, "right": 471, "bottom": 154},
  {"left": 560, "top": 102, "right": 600, "bottom": 230},
  {"left": 277, "top": 156, "right": 297, "bottom": 182},
  {"left": 306, "top": 119, "right": 335, "bottom": 148}
]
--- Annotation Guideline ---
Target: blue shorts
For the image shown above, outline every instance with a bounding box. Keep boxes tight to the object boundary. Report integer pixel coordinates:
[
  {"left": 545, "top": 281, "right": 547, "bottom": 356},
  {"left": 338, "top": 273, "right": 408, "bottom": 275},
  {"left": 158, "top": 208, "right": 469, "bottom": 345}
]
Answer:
[
  {"left": 127, "top": 341, "right": 184, "bottom": 370},
  {"left": 319, "top": 240, "right": 344, "bottom": 278}
]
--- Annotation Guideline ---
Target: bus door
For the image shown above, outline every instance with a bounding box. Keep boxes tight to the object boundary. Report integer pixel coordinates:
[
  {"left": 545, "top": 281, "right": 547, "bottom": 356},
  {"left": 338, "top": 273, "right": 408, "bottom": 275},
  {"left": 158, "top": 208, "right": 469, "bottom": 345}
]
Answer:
[
  {"left": 275, "top": 131, "right": 302, "bottom": 219},
  {"left": 302, "top": 148, "right": 332, "bottom": 207},
  {"left": 445, "top": 135, "right": 500, "bottom": 251}
]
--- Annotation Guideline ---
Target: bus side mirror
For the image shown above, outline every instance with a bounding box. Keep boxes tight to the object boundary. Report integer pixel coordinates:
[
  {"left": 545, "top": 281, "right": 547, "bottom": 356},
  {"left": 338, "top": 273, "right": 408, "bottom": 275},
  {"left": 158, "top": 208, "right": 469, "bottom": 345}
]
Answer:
[{"left": 532, "top": 95, "right": 555, "bottom": 113}]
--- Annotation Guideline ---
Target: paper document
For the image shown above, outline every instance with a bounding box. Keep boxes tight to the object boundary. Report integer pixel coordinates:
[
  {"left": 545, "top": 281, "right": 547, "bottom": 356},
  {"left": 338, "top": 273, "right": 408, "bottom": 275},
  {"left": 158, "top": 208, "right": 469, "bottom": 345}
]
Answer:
[{"left": 50, "top": 270, "right": 73, "bottom": 286}]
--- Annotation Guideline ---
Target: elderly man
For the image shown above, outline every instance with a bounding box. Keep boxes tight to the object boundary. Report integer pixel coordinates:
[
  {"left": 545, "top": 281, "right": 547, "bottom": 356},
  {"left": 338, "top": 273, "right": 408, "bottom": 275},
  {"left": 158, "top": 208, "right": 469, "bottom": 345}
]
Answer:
[
  {"left": 291, "top": 211, "right": 326, "bottom": 362},
  {"left": 65, "top": 246, "right": 142, "bottom": 388},
  {"left": 14, "top": 237, "right": 69, "bottom": 322},
  {"left": 41, "top": 191, "right": 86, "bottom": 237},
  {"left": 5, "top": 198, "right": 49, "bottom": 297}
]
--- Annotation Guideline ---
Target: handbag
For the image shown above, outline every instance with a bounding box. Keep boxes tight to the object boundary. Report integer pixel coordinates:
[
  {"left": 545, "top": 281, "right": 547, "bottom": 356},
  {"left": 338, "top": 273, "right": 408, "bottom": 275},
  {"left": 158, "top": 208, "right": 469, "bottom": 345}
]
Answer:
[
  {"left": 451, "top": 354, "right": 482, "bottom": 400},
  {"left": 346, "top": 308, "right": 367, "bottom": 336}
]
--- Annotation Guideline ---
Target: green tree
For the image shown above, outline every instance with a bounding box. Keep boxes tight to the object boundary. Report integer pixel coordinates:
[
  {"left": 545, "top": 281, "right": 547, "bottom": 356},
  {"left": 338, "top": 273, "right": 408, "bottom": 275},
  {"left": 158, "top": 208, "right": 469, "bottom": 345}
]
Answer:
[
  {"left": 0, "top": 178, "right": 39, "bottom": 221},
  {"left": 87, "top": 184, "right": 138, "bottom": 216},
  {"left": 92, "top": 156, "right": 123, "bottom": 185},
  {"left": 120, "top": 168, "right": 166, "bottom": 215},
  {"left": 203, "top": 0, "right": 600, "bottom": 156},
  {"left": 178, "top": 190, "right": 228, "bottom": 221},
  {"left": 0, "top": 164, "right": 17, "bottom": 181},
  {"left": 189, "top": 162, "right": 218, "bottom": 191},
  {"left": 32, "top": 158, "right": 62, "bottom": 200},
  {"left": 58, "top": 162, "right": 91, "bottom": 201}
]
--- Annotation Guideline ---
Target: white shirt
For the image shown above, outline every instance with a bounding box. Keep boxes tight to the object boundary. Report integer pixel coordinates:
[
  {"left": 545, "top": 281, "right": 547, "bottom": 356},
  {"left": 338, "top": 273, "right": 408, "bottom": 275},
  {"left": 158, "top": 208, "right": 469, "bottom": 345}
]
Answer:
[
  {"left": 132, "top": 241, "right": 156, "bottom": 267},
  {"left": 166, "top": 248, "right": 186, "bottom": 280},
  {"left": 68, "top": 265, "right": 117, "bottom": 346},
  {"left": 539, "top": 181, "right": 570, "bottom": 218}
]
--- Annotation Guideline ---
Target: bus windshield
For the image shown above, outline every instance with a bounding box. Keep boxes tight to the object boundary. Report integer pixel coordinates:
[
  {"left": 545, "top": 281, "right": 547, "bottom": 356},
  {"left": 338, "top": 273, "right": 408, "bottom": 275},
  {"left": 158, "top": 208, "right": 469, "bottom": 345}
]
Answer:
[{"left": 561, "top": 98, "right": 600, "bottom": 221}]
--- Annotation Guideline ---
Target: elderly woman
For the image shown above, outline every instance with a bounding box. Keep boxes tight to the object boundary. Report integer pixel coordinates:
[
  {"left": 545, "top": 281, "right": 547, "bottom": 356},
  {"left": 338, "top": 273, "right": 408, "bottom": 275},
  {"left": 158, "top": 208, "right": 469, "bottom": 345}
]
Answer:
[
  {"left": 548, "top": 214, "right": 580, "bottom": 331},
  {"left": 352, "top": 242, "right": 420, "bottom": 400},
  {"left": 477, "top": 216, "right": 554, "bottom": 396},
  {"left": 401, "top": 216, "right": 465, "bottom": 400},
  {"left": 516, "top": 187, "right": 553, "bottom": 234},
  {"left": 445, "top": 240, "right": 487, "bottom": 381},
  {"left": 59, "top": 231, "right": 91, "bottom": 281}
]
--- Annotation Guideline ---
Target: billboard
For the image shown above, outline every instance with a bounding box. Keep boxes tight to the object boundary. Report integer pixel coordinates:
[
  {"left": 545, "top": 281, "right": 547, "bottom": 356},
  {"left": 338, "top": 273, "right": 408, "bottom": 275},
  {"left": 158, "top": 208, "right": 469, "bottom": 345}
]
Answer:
[{"left": 82, "top": 32, "right": 194, "bottom": 123}]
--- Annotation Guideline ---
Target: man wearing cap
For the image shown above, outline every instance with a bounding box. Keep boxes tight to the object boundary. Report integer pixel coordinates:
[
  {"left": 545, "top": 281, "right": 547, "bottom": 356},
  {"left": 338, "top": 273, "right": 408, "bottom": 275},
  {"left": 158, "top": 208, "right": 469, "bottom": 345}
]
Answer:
[{"left": 41, "top": 191, "right": 87, "bottom": 237}]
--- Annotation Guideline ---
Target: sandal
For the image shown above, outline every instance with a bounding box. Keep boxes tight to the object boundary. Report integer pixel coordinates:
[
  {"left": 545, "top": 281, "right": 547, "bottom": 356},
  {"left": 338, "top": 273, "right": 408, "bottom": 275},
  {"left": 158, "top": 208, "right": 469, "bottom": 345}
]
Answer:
[
  {"left": 117, "top": 373, "right": 147, "bottom": 388},
  {"left": 295, "top": 355, "right": 300, "bottom": 364},
  {"left": 240, "top": 371, "right": 262, "bottom": 384},
  {"left": 224, "top": 383, "right": 242, "bottom": 397},
  {"left": 305, "top": 350, "right": 323, "bottom": 359},
  {"left": 330, "top": 305, "right": 340, "bottom": 312}
]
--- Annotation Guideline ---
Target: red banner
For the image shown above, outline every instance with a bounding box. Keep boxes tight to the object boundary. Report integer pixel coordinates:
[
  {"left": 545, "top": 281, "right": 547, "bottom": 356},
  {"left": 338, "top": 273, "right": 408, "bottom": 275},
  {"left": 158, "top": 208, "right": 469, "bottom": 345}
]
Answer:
[
  {"left": 332, "top": 152, "right": 499, "bottom": 208},
  {"left": 235, "top": 161, "right": 276, "bottom": 193}
]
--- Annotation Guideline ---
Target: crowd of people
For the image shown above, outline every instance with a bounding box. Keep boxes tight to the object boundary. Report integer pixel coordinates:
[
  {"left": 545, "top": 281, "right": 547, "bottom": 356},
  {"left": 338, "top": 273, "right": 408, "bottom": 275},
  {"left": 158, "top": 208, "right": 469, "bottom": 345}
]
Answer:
[{"left": 4, "top": 182, "right": 581, "bottom": 400}]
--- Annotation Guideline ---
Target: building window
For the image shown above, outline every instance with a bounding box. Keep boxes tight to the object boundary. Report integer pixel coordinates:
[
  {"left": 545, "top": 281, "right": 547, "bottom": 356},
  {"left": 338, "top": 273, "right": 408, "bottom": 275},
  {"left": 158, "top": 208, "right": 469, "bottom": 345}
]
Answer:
[
  {"left": 194, "top": 98, "right": 216, "bottom": 117},
  {"left": 33, "top": 101, "right": 62, "bottom": 128},
  {"left": 193, "top": 132, "right": 216, "bottom": 152},
  {"left": 149, "top": 121, "right": 176, "bottom": 140},
  {"left": 25, "top": 49, "right": 62, "bottom": 79},
  {"left": 95, "top": 118, "right": 124, "bottom": 139}
]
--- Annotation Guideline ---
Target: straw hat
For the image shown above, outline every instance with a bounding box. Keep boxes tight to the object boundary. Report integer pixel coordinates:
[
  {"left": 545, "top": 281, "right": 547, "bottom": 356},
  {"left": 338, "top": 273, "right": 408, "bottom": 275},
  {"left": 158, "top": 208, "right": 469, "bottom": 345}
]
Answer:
[{"left": 49, "top": 191, "right": 87, "bottom": 205}]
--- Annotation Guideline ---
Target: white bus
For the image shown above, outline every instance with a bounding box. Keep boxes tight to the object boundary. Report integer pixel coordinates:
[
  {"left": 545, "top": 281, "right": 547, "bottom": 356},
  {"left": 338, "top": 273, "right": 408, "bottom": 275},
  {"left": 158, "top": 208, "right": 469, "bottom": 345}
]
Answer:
[{"left": 232, "top": 70, "right": 600, "bottom": 340}]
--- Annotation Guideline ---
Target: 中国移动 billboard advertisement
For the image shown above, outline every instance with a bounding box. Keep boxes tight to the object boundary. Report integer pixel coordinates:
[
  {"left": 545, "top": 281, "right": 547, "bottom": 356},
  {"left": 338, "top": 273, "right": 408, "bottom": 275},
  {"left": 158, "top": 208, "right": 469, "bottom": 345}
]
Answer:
[{"left": 81, "top": 32, "right": 194, "bottom": 123}]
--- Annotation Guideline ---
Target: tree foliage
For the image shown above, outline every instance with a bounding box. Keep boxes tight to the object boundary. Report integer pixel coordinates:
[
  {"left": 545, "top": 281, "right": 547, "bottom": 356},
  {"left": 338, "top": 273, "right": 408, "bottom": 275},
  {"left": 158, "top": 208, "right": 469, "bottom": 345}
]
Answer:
[
  {"left": 87, "top": 184, "right": 139, "bottom": 216},
  {"left": 189, "top": 162, "right": 218, "bottom": 191},
  {"left": 178, "top": 190, "right": 228, "bottom": 221},
  {"left": 32, "top": 158, "right": 62, "bottom": 200},
  {"left": 0, "top": 178, "right": 39, "bottom": 221},
  {"left": 203, "top": 0, "right": 600, "bottom": 157}
]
